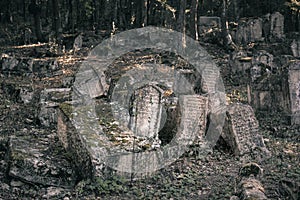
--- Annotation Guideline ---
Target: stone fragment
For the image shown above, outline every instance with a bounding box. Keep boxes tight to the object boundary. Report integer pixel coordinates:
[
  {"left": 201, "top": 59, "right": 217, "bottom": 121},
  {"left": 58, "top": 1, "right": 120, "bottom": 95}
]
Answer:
[
  {"left": 19, "top": 86, "right": 35, "bottom": 104},
  {"left": 238, "top": 177, "right": 268, "bottom": 200},
  {"left": 38, "top": 88, "right": 71, "bottom": 127},
  {"left": 73, "top": 68, "right": 108, "bottom": 99},
  {"left": 8, "top": 130, "right": 76, "bottom": 188},
  {"left": 222, "top": 103, "right": 269, "bottom": 160}
]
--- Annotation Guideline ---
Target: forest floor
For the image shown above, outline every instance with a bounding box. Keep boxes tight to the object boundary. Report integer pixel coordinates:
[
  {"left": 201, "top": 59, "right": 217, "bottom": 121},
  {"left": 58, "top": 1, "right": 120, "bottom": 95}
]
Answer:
[{"left": 0, "top": 31, "right": 299, "bottom": 199}]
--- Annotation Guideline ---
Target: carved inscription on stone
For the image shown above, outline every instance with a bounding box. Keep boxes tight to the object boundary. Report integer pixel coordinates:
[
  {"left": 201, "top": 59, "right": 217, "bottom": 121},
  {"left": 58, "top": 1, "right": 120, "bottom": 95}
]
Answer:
[
  {"left": 176, "top": 95, "right": 208, "bottom": 144},
  {"left": 129, "top": 85, "right": 162, "bottom": 139}
]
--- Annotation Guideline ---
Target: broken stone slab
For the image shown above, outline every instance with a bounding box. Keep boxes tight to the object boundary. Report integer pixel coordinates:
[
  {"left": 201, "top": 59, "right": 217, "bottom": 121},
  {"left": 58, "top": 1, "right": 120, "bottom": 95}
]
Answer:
[
  {"left": 222, "top": 103, "right": 270, "bottom": 160},
  {"left": 238, "top": 177, "right": 268, "bottom": 200},
  {"left": 38, "top": 88, "right": 71, "bottom": 127},
  {"left": 0, "top": 53, "right": 60, "bottom": 76},
  {"left": 234, "top": 18, "right": 263, "bottom": 45},
  {"left": 8, "top": 129, "right": 76, "bottom": 188},
  {"left": 237, "top": 163, "right": 268, "bottom": 200},
  {"left": 288, "top": 60, "right": 300, "bottom": 125},
  {"left": 57, "top": 93, "right": 210, "bottom": 180}
]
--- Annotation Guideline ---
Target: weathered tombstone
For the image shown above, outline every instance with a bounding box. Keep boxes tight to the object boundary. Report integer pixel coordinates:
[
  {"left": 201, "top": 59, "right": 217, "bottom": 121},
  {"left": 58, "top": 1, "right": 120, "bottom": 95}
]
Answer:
[
  {"left": 235, "top": 18, "right": 263, "bottom": 44},
  {"left": 288, "top": 60, "right": 300, "bottom": 125},
  {"left": 222, "top": 103, "right": 269, "bottom": 160},
  {"left": 176, "top": 95, "right": 208, "bottom": 144},
  {"left": 73, "top": 67, "right": 109, "bottom": 99},
  {"left": 38, "top": 88, "right": 71, "bottom": 127},
  {"left": 129, "top": 85, "right": 162, "bottom": 140},
  {"left": 198, "top": 16, "right": 221, "bottom": 34}
]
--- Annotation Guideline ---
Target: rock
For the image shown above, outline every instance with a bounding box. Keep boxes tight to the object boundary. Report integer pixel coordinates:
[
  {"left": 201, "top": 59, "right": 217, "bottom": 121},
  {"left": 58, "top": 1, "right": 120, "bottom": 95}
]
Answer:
[
  {"left": 19, "top": 86, "right": 35, "bottom": 104},
  {"left": 239, "top": 162, "right": 263, "bottom": 178},
  {"left": 222, "top": 103, "right": 270, "bottom": 160},
  {"left": 10, "top": 180, "right": 24, "bottom": 187},
  {"left": 42, "top": 187, "right": 70, "bottom": 199},
  {"left": 38, "top": 88, "right": 71, "bottom": 127},
  {"left": 291, "top": 39, "right": 300, "bottom": 58},
  {"left": 238, "top": 177, "right": 268, "bottom": 200},
  {"left": 8, "top": 129, "right": 76, "bottom": 188}
]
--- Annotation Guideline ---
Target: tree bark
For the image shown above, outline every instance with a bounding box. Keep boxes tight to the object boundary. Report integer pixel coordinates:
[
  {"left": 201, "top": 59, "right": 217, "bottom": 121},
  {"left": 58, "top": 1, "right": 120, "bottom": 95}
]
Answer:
[
  {"left": 176, "top": 0, "right": 186, "bottom": 33},
  {"left": 52, "top": 0, "right": 61, "bottom": 39},
  {"left": 28, "top": 0, "right": 44, "bottom": 42},
  {"left": 190, "top": 0, "right": 198, "bottom": 40}
]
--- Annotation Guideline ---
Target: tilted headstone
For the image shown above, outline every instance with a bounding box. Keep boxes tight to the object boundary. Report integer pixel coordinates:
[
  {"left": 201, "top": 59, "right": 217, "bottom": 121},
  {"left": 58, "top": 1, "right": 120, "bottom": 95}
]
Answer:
[
  {"left": 288, "top": 60, "right": 300, "bottom": 125},
  {"left": 222, "top": 103, "right": 269, "bottom": 160},
  {"left": 176, "top": 95, "right": 208, "bottom": 144}
]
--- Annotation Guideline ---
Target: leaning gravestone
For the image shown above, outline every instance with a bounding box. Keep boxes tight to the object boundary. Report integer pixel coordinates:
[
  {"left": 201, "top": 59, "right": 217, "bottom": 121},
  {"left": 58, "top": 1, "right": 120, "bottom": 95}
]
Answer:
[
  {"left": 222, "top": 103, "right": 269, "bottom": 160},
  {"left": 288, "top": 60, "right": 300, "bottom": 125}
]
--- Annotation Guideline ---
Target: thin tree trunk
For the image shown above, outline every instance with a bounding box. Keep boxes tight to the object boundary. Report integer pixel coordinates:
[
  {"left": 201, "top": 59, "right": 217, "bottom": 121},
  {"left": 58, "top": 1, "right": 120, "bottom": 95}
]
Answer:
[
  {"left": 190, "top": 0, "right": 198, "bottom": 40},
  {"left": 29, "top": 0, "right": 44, "bottom": 42},
  {"left": 176, "top": 0, "right": 186, "bottom": 33},
  {"left": 221, "top": 0, "right": 235, "bottom": 50},
  {"left": 52, "top": 0, "right": 61, "bottom": 39}
]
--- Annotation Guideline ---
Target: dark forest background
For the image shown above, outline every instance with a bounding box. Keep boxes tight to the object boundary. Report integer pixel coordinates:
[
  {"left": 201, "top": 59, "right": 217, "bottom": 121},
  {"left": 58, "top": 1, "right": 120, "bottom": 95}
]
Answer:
[{"left": 0, "top": 0, "right": 299, "bottom": 45}]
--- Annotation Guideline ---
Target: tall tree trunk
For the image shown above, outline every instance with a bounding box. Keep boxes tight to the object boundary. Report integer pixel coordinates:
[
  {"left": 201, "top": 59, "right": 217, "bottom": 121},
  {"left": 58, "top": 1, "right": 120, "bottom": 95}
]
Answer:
[
  {"left": 135, "top": 0, "right": 146, "bottom": 27},
  {"left": 68, "top": 0, "right": 74, "bottom": 33},
  {"left": 52, "top": 0, "right": 61, "bottom": 39},
  {"left": 190, "top": 0, "right": 198, "bottom": 40},
  {"left": 28, "top": 0, "right": 44, "bottom": 42},
  {"left": 176, "top": 0, "right": 186, "bottom": 33},
  {"left": 221, "top": 0, "right": 235, "bottom": 50}
]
